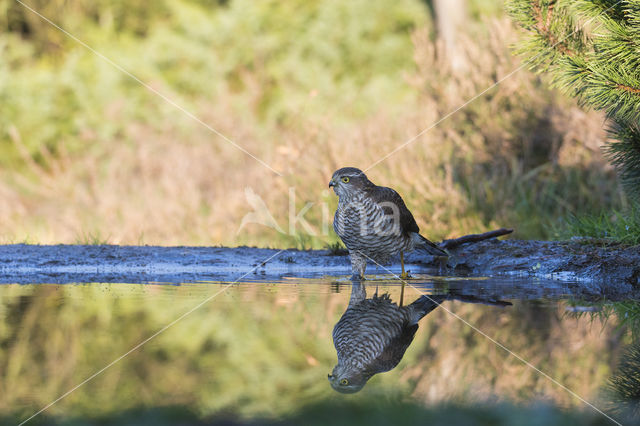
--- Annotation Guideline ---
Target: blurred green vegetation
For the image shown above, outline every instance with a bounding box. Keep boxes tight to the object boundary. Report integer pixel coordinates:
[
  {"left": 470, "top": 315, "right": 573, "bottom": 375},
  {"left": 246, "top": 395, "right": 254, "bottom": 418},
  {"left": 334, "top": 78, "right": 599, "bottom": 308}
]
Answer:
[
  {"left": 0, "top": 282, "right": 632, "bottom": 424},
  {"left": 1, "top": 0, "right": 428, "bottom": 166},
  {"left": 0, "top": 0, "right": 629, "bottom": 246}
]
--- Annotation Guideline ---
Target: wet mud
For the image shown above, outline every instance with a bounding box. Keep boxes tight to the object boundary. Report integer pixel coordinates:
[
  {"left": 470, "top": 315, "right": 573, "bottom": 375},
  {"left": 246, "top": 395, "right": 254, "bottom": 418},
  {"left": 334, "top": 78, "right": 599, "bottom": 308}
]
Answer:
[{"left": 0, "top": 240, "right": 638, "bottom": 299}]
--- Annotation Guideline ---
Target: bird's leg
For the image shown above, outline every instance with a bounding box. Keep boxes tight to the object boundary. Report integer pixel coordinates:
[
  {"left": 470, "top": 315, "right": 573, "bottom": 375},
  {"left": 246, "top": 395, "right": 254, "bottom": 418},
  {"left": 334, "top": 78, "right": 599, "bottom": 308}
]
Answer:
[
  {"left": 399, "top": 251, "right": 408, "bottom": 307},
  {"left": 399, "top": 251, "right": 410, "bottom": 280},
  {"left": 349, "top": 251, "right": 367, "bottom": 281},
  {"left": 348, "top": 281, "right": 367, "bottom": 307}
]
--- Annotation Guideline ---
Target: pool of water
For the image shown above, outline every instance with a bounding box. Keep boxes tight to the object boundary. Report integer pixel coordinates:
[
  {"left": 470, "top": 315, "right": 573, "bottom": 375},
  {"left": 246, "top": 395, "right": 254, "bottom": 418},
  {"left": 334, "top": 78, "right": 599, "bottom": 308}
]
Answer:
[{"left": 1, "top": 275, "right": 638, "bottom": 425}]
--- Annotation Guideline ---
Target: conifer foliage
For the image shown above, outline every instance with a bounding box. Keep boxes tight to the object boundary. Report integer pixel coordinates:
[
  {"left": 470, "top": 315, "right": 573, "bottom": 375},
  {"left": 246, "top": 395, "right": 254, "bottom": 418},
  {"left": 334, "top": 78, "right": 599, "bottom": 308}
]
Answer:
[{"left": 507, "top": 0, "right": 640, "bottom": 197}]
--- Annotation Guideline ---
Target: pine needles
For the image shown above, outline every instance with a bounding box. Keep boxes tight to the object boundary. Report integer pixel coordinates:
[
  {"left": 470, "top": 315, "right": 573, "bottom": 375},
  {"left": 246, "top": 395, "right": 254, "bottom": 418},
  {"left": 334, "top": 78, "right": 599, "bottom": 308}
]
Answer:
[
  {"left": 608, "top": 342, "right": 640, "bottom": 419},
  {"left": 507, "top": 0, "right": 640, "bottom": 199}
]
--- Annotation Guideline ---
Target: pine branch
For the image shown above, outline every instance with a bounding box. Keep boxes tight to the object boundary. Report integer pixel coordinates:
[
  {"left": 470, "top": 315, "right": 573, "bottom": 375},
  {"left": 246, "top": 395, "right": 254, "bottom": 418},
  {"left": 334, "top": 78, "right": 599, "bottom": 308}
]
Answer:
[
  {"left": 616, "top": 83, "right": 640, "bottom": 95},
  {"left": 604, "top": 122, "right": 640, "bottom": 199},
  {"left": 507, "top": 0, "right": 586, "bottom": 71},
  {"left": 507, "top": 0, "right": 640, "bottom": 198},
  {"left": 555, "top": 55, "right": 640, "bottom": 123},
  {"left": 568, "top": 0, "right": 627, "bottom": 27},
  {"left": 532, "top": 0, "right": 574, "bottom": 55}
]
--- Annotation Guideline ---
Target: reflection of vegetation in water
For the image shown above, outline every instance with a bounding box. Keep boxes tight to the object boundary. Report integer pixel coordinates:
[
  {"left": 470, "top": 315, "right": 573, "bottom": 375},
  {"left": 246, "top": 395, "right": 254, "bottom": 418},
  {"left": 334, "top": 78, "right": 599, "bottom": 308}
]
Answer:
[
  {"left": 608, "top": 343, "right": 640, "bottom": 420},
  {"left": 606, "top": 301, "right": 640, "bottom": 338},
  {"left": 276, "top": 399, "right": 619, "bottom": 426},
  {"left": 565, "top": 299, "right": 640, "bottom": 421},
  {"left": 566, "top": 300, "right": 640, "bottom": 339},
  {"left": 16, "top": 400, "right": 619, "bottom": 425},
  {"left": 0, "top": 284, "right": 338, "bottom": 421},
  {"left": 403, "top": 300, "right": 619, "bottom": 408},
  {"left": 0, "top": 284, "right": 628, "bottom": 423}
]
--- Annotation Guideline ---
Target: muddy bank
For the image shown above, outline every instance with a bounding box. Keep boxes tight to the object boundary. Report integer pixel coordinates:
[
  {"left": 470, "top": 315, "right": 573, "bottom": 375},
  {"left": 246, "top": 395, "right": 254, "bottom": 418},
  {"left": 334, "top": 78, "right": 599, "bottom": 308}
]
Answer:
[
  {"left": 433, "top": 238, "right": 640, "bottom": 298},
  {"left": 0, "top": 241, "right": 638, "bottom": 298},
  {"left": 0, "top": 244, "right": 350, "bottom": 284}
]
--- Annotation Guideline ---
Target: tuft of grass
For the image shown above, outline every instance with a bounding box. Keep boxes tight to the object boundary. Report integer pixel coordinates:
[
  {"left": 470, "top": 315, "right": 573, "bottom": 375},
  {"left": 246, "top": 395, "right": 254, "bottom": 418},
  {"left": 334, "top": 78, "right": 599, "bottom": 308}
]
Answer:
[
  {"left": 556, "top": 204, "right": 640, "bottom": 246},
  {"left": 325, "top": 240, "right": 347, "bottom": 256},
  {"left": 75, "top": 231, "right": 111, "bottom": 245}
]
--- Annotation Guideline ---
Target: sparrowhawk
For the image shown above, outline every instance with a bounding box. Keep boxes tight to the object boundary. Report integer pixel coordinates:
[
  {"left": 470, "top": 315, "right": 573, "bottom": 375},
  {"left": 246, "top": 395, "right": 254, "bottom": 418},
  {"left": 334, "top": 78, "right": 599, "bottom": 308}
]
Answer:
[
  {"left": 328, "top": 281, "right": 445, "bottom": 393},
  {"left": 328, "top": 282, "right": 511, "bottom": 393},
  {"left": 329, "top": 167, "right": 447, "bottom": 281}
]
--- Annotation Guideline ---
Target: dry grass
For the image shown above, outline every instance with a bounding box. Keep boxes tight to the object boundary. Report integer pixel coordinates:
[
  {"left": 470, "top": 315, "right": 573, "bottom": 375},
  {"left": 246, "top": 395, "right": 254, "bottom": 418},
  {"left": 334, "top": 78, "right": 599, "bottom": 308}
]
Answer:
[{"left": 0, "top": 18, "right": 622, "bottom": 247}]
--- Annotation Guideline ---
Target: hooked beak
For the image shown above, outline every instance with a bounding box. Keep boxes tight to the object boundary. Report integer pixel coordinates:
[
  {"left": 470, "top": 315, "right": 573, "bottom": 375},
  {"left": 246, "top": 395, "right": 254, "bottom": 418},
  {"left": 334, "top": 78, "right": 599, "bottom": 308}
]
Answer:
[{"left": 329, "top": 179, "right": 336, "bottom": 188}]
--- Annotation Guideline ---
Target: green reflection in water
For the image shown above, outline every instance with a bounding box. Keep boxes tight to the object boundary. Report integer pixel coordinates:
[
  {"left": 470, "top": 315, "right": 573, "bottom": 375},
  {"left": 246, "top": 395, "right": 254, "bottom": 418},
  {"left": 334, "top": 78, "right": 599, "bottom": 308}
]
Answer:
[{"left": 0, "top": 280, "right": 634, "bottom": 424}]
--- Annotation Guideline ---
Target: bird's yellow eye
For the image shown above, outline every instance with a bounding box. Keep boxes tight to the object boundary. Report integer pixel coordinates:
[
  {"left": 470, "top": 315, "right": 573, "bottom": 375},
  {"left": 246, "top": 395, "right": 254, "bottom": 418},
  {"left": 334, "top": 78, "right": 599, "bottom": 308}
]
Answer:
[
  {"left": 340, "top": 379, "right": 349, "bottom": 386},
  {"left": 341, "top": 177, "right": 350, "bottom": 183}
]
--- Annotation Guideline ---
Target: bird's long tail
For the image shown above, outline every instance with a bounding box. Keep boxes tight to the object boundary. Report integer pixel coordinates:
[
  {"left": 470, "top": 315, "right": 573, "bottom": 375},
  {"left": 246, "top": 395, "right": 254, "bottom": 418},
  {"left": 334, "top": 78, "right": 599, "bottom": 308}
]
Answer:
[
  {"left": 407, "top": 294, "right": 447, "bottom": 322},
  {"left": 413, "top": 233, "right": 448, "bottom": 257},
  {"left": 407, "top": 293, "right": 510, "bottom": 323}
]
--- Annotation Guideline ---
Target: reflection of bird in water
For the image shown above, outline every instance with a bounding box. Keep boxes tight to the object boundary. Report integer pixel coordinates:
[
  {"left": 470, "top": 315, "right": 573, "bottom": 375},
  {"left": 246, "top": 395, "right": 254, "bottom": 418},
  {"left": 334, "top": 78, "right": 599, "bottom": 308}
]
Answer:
[
  {"left": 328, "top": 282, "right": 511, "bottom": 393},
  {"left": 329, "top": 167, "right": 447, "bottom": 281},
  {"left": 328, "top": 282, "right": 446, "bottom": 393}
]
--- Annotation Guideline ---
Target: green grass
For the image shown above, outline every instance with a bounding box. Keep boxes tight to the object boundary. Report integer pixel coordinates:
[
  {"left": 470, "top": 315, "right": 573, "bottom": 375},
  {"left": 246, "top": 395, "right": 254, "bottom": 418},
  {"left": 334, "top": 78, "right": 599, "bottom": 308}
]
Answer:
[
  {"left": 75, "top": 231, "right": 111, "bottom": 245},
  {"left": 1, "top": 0, "right": 429, "bottom": 168},
  {"left": 556, "top": 204, "right": 640, "bottom": 246}
]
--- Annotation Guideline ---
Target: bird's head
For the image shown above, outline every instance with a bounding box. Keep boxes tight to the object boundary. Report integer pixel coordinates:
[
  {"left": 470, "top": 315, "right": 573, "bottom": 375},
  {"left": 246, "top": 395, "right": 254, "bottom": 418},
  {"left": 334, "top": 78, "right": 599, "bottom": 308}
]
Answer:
[
  {"left": 327, "top": 364, "right": 370, "bottom": 394},
  {"left": 329, "top": 167, "right": 372, "bottom": 198}
]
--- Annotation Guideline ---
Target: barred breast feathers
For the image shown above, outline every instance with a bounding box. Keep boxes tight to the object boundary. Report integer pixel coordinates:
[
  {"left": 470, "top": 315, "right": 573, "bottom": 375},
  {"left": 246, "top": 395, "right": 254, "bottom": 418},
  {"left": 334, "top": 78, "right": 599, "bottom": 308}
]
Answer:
[{"left": 334, "top": 193, "right": 412, "bottom": 260}]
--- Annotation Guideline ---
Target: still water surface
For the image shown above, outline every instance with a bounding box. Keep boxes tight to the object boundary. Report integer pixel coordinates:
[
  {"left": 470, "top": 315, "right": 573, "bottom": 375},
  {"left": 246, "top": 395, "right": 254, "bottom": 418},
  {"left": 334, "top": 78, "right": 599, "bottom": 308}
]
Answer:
[{"left": 0, "top": 274, "right": 637, "bottom": 424}]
